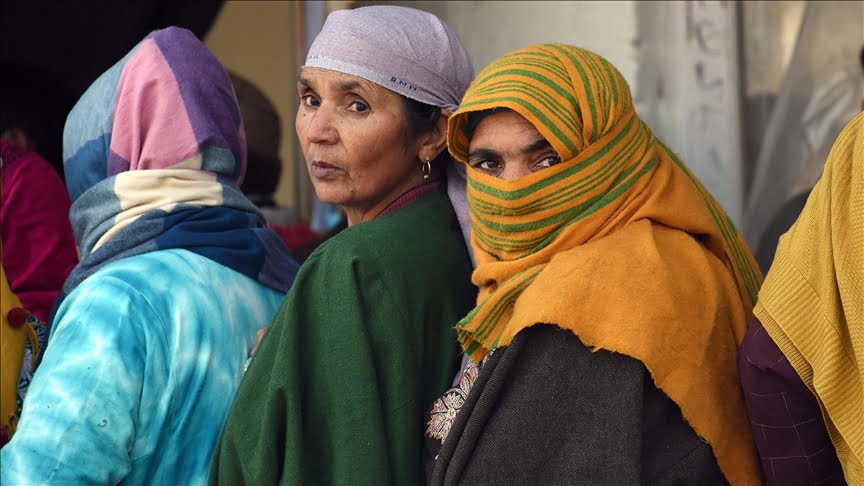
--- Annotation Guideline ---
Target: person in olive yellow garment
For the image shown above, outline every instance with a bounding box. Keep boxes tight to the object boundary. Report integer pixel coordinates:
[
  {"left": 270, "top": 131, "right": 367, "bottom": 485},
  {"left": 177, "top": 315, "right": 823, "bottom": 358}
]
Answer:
[{"left": 739, "top": 111, "right": 864, "bottom": 486}]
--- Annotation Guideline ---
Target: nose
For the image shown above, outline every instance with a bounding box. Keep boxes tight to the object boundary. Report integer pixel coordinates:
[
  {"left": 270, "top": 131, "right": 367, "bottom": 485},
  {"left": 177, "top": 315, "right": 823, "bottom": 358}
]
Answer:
[
  {"left": 298, "top": 107, "right": 338, "bottom": 145},
  {"left": 498, "top": 162, "right": 534, "bottom": 181}
]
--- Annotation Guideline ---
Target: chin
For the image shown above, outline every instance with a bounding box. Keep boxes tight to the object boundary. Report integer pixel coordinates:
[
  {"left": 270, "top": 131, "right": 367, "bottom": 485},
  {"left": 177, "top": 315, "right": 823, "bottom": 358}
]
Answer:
[{"left": 312, "top": 184, "right": 348, "bottom": 207}]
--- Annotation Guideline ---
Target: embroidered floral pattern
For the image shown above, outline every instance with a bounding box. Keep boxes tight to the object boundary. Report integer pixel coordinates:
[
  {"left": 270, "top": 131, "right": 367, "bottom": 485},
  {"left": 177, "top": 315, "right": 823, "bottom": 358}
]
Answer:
[
  {"left": 16, "top": 314, "right": 47, "bottom": 415},
  {"left": 425, "top": 357, "right": 481, "bottom": 441}
]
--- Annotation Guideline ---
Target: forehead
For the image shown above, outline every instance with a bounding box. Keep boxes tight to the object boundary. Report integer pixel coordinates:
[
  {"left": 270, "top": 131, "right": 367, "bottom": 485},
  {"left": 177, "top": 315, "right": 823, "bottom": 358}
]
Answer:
[{"left": 469, "top": 110, "right": 545, "bottom": 149}]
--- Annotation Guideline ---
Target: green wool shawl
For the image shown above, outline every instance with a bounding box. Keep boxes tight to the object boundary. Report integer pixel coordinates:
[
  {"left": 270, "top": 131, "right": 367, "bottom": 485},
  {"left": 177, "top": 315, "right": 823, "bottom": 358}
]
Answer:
[{"left": 210, "top": 190, "right": 476, "bottom": 485}]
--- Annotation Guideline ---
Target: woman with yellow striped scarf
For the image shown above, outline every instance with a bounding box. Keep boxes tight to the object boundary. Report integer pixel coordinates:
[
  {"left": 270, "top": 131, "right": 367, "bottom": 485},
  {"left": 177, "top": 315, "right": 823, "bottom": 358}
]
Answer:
[{"left": 424, "top": 44, "right": 763, "bottom": 485}]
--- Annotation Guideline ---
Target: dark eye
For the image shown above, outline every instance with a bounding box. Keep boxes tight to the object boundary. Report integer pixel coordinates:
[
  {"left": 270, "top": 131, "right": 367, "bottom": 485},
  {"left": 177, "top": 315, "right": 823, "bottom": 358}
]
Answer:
[
  {"left": 535, "top": 155, "right": 561, "bottom": 169},
  {"left": 301, "top": 94, "right": 320, "bottom": 107},
  {"left": 470, "top": 160, "right": 501, "bottom": 174},
  {"left": 348, "top": 100, "right": 368, "bottom": 112}
]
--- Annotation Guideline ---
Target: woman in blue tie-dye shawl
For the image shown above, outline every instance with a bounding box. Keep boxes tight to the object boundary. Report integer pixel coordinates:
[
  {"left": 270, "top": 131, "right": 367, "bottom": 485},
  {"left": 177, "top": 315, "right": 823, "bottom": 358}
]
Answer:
[{"left": 0, "top": 27, "right": 298, "bottom": 484}]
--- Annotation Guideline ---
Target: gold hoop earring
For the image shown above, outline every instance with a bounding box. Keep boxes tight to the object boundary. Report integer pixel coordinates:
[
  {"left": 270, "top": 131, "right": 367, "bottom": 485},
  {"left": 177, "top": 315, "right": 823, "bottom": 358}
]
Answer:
[{"left": 422, "top": 158, "right": 432, "bottom": 181}]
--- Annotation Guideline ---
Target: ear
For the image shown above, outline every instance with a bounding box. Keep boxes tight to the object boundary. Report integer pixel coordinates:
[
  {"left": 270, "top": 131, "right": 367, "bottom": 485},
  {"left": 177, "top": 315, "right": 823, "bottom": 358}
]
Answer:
[{"left": 418, "top": 109, "right": 449, "bottom": 161}]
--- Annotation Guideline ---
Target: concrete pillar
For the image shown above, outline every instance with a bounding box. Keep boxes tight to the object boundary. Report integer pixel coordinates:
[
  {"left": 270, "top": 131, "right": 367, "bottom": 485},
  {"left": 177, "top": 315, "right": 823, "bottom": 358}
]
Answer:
[{"left": 637, "top": 1, "right": 746, "bottom": 226}]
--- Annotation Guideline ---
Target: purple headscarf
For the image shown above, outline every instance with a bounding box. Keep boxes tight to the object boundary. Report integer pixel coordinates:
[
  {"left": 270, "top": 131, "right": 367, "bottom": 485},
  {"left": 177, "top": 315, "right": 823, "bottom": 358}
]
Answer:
[{"left": 305, "top": 5, "right": 473, "bottom": 115}]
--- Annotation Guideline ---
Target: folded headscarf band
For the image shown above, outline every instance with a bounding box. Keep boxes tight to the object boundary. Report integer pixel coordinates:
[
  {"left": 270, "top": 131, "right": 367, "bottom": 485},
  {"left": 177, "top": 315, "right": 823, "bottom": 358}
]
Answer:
[{"left": 305, "top": 5, "right": 474, "bottom": 114}]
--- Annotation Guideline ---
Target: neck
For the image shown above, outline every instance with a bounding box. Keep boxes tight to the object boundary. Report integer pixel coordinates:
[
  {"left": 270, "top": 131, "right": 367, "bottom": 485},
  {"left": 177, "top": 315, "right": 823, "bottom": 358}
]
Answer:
[{"left": 343, "top": 176, "right": 437, "bottom": 226}]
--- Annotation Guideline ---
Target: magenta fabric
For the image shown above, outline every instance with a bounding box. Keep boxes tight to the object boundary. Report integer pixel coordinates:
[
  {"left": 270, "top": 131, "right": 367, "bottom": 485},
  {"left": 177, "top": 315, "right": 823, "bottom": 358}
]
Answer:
[
  {"left": 738, "top": 317, "right": 847, "bottom": 485},
  {"left": 0, "top": 140, "right": 78, "bottom": 321}
]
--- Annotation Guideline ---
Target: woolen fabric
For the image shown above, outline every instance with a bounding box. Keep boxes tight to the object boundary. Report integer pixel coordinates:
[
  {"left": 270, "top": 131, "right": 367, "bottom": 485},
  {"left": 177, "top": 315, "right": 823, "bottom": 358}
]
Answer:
[
  {"left": 753, "top": 111, "right": 864, "bottom": 484},
  {"left": 210, "top": 190, "right": 476, "bottom": 485},
  {"left": 449, "top": 43, "right": 762, "bottom": 485},
  {"left": 430, "top": 326, "right": 726, "bottom": 486}
]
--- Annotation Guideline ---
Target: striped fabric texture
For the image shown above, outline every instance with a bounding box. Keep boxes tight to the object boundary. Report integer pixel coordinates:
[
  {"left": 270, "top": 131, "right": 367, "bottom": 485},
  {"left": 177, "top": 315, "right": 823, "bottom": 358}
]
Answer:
[
  {"left": 756, "top": 112, "right": 864, "bottom": 485},
  {"left": 448, "top": 44, "right": 762, "bottom": 485}
]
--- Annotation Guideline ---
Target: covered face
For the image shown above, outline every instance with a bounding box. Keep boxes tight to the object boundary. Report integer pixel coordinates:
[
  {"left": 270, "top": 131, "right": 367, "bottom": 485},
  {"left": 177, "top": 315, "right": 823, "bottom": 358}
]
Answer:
[
  {"left": 448, "top": 44, "right": 756, "bottom": 288},
  {"left": 296, "top": 5, "right": 473, "bottom": 223},
  {"left": 465, "top": 108, "right": 562, "bottom": 181},
  {"left": 446, "top": 42, "right": 760, "bottom": 342}
]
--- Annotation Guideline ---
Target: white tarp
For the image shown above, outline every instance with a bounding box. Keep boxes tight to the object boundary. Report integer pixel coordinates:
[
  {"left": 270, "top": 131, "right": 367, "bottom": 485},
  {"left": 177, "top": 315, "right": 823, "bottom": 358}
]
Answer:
[{"left": 744, "top": 1, "right": 864, "bottom": 251}]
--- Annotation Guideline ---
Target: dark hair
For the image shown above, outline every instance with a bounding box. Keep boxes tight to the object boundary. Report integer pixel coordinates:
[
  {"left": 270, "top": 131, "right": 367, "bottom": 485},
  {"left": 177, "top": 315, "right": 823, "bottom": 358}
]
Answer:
[
  {"left": 400, "top": 96, "right": 450, "bottom": 166},
  {"left": 860, "top": 45, "right": 864, "bottom": 73},
  {"left": 402, "top": 96, "right": 440, "bottom": 138}
]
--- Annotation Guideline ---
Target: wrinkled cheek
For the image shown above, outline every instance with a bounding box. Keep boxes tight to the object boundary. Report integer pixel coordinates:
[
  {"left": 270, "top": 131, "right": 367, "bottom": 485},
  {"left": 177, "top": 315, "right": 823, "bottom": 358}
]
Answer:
[
  {"left": 318, "top": 177, "right": 357, "bottom": 205},
  {"left": 295, "top": 114, "right": 309, "bottom": 148}
]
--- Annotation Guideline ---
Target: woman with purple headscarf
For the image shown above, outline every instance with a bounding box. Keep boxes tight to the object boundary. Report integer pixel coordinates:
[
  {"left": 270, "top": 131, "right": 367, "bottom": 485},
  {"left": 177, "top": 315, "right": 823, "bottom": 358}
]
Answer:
[
  {"left": 0, "top": 27, "right": 299, "bottom": 484},
  {"left": 210, "top": 6, "right": 476, "bottom": 485}
]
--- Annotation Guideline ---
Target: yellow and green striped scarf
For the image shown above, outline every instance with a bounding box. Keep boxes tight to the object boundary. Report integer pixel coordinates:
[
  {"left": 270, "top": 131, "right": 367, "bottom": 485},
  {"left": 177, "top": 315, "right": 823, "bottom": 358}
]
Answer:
[{"left": 448, "top": 44, "right": 762, "bottom": 485}]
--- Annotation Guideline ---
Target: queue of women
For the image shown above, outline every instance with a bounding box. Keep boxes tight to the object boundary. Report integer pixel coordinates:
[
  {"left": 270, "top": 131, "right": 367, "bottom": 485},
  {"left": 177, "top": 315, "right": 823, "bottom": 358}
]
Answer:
[{"left": 0, "top": 5, "right": 860, "bottom": 485}]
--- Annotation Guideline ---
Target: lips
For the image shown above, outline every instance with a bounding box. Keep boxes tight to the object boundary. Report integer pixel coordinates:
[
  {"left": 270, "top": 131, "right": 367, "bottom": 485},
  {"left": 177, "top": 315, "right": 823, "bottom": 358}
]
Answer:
[{"left": 311, "top": 160, "right": 343, "bottom": 179}]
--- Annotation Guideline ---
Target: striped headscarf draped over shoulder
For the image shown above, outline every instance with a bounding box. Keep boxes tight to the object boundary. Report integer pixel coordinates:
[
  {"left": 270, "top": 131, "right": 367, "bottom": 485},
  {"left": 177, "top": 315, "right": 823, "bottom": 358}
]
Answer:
[{"left": 448, "top": 44, "right": 762, "bottom": 485}]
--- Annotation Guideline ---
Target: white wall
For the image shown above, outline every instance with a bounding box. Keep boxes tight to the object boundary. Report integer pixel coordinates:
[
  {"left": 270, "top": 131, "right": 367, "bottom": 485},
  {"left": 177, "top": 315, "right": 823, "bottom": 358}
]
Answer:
[
  {"left": 205, "top": 1, "right": 303, "bottom": 209},
  {"left": 637, "top": 2, "right": 746, "bottom": 224},
  {"left": 358, "top": 1, "right": 638, "bottom": 90},
  {"left": 366, "top": 0, "right": 747, "bottom": 223},
  {"left": 445, "top": 2, "right": 638, "bottom": 85}
]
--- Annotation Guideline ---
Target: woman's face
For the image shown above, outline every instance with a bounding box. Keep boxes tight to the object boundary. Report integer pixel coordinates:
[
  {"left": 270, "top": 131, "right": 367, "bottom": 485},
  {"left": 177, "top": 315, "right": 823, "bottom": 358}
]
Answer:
[
  {"left": 468, "top": 110, "right": 561, "bottom": 181},
  {"left": 296, "top": 67, "right": 425, "bottom": 224}
]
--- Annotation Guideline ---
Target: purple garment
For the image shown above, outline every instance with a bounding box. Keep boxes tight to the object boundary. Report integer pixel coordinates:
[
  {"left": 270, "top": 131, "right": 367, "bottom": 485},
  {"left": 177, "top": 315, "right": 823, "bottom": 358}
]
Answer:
[
  {"left": 446, "top": 162, "right": 474, "bottom": 266},
  {"left": 738, "top": 317, "right": 846, "bottom": 485}
]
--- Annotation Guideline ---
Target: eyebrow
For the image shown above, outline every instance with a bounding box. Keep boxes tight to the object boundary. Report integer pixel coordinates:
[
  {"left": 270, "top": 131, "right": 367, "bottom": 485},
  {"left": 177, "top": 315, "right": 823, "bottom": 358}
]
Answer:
[
  {"left": 334, "top": 80, "right": 364, "bottom": 92},
  {"left": 467, "top": 147, "right": 499, "bottom": 161},
  {"left": 297, "top": 75, "right": 368, "bottom": 93},
  {"left": 468, "top": 138, "right": 553, "bottom": 160},
  {"left": 522, "top": 138, "right": 552, "bottom": 154}
]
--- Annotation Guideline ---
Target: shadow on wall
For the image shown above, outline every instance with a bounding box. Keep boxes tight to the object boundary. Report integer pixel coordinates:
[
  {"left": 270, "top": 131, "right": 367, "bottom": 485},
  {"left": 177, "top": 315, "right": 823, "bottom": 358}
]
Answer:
[{"left": 0, "top": 1, "right": 223, "bottom": 181}]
